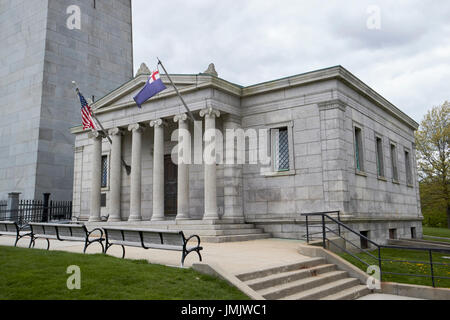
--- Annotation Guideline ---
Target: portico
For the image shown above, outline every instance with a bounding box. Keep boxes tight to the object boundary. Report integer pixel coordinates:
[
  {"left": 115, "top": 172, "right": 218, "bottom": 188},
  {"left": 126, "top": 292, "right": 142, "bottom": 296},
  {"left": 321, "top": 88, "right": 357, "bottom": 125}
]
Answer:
[{"left": 85, "top": 106, "right": 232, "bottom": 223}]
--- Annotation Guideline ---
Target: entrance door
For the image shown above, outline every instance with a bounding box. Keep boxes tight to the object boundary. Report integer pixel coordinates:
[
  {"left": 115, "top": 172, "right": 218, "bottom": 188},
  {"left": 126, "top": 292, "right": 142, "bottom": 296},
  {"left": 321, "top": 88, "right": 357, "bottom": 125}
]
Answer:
[{"left": 164, "top": 155, "right": 177, "bottom": 217}]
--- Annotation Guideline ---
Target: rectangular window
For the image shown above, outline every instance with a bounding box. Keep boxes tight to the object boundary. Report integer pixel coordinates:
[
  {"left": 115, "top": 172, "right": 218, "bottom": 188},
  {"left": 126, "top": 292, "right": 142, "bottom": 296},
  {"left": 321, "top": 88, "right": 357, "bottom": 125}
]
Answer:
[
  {"left": 100, "top": 193, "right": 106, "bottom": 207},
  {"left": 354, "top": 127, "right": 364, "bottom": 171},
  {"left": 390, "top": 144, "right": 398, "bottom": 181},
  {"left": 405, "top": 150, "right": 412, "bottom": 185},
  {"left": 272, "top": 127, "right": 290, "bottom": 172},
  {"left": 375, "top": 137, "right": 384, "bottom": 177},
  {"left": 101, "top": 155, "right": 108, "bottom": 188}
]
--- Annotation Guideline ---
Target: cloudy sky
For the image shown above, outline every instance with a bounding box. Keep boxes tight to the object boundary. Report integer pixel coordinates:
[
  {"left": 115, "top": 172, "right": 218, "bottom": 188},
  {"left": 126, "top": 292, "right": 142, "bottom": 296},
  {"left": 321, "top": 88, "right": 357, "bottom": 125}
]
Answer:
[{"left": 131, "top": 0, "right": 450, "bottom": 123}]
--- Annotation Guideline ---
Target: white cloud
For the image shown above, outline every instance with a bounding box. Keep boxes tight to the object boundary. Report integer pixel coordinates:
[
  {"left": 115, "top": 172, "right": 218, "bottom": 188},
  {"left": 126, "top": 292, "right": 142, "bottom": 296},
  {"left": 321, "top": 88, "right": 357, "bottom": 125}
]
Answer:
[{"left": 132, "top": 0, "right": 450, "bottom": 122}]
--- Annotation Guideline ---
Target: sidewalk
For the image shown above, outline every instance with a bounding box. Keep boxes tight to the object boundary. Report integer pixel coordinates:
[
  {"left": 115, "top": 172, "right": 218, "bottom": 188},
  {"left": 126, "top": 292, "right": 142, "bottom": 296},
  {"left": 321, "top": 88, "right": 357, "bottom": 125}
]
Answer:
[{"left": 0, "top": 236, "right": 310, "bottom": 274}]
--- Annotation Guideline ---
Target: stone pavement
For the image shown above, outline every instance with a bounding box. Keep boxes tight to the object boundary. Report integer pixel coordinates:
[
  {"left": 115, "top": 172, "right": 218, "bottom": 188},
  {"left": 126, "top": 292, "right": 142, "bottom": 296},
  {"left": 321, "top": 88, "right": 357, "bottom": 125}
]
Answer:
[{"left": 358, "top": 293, "right": 422, "bottom": 300}]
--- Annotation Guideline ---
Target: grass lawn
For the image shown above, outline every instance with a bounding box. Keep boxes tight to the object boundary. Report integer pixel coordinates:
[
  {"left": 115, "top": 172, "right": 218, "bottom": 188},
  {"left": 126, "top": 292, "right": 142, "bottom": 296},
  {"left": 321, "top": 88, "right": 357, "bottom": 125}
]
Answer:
[
  {"left": 422, "top": 226, "right": 450, "bottom": 244},
  {"left": 0, "top": 246, "right": 249, "bottom": 300},
  {"left": 423, "top": 226, "right": 450, "bottom": 239},
  {"left": 338, "top": 247, "right": 450, "bottom": 288}
]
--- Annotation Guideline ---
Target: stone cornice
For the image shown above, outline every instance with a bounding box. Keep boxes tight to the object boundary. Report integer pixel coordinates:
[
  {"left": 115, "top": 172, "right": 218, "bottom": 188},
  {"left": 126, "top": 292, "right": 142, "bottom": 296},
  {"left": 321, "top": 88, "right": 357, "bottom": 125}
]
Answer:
[
  {"left": 318, "top": 99, "right": 347, "bottom": 112},
  {"left": 85, "top": 65, "right": 418, "bottom": 132}
]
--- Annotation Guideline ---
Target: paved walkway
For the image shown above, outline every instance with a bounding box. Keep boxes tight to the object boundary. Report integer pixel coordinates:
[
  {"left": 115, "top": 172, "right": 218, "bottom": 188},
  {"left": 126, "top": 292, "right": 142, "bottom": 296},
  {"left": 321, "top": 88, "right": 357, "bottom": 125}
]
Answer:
[{"left": 0, "top": 235, "right": 310, "bottom": 274}]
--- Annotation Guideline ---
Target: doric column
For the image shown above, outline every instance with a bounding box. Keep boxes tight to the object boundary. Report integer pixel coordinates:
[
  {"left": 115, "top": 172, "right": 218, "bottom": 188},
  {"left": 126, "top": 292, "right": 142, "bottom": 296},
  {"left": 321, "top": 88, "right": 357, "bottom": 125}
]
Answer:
[
  {"left": 200, "top": 107, "right": 220, "bottom": 220},
  {"left": 128, "top": 123, "right": 144, "bottom": 221},
  {"left": 150, "top": 119, "right": 165, "bottom": 221},
  {"left": 222, "top": 114, "right": 244, "bottom": 220},
  {"left": 108, "top": 128, "right": 123, "bottom": 222},
  {"left": 89, "top": 131, "right": 103, "bottom": 222},
  {"left": 174, "top": 114, "right": 190, "bottom": 220}
]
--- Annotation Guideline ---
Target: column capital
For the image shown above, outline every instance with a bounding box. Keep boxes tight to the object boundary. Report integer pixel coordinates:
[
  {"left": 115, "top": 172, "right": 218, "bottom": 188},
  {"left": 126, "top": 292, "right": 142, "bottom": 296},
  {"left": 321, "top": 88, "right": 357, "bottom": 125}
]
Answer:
[
  {"left": 173, "top": 113, "right": 188, "bottom": 123},
  {"left": 88, "top": 130, "right": 106, "bottom": 140},
  {"left": 150, "top": 118, "right": 164, "bottom": 127},
  {"left": 128, "top": 123, "right": 145, "bottom": 133},
  {"left": 109, "top": 127, "right": 125, "bottom": 136},
  {"left": 200, "top": 107, "right": 220, "bottom": 119}
]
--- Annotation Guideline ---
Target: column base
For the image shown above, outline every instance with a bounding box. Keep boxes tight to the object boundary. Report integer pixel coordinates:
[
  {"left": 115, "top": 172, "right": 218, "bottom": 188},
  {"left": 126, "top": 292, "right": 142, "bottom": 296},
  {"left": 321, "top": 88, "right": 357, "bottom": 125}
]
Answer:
[
  {"left": 108, "top": 217, "right": 122, "bottom": 222},
  {"left": 220, "top": 217, "right": 245, "bottom": 223},
  {"left": 203, "top": 213, "right": 220, "bottom": 220},
  {"left": 151, "top": 216, "right": 165, "bottom": 221},
  {"left": 128, "top": 216, "right": 142, "bottom": 222},
  {"left": 175, "top": 214, "right": 190, "bottom": 220}
]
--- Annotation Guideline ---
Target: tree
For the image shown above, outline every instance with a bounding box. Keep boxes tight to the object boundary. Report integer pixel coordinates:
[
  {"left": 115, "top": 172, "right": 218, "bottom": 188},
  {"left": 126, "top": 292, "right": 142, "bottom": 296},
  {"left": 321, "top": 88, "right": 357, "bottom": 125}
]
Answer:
[{"left": 415, "top": 101, "right": 450, "bottom": 228}]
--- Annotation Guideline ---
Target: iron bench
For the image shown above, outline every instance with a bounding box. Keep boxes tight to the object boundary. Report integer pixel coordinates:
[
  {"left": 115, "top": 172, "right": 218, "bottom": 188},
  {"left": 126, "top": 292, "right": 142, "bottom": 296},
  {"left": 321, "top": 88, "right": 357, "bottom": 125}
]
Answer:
[
  {"left": 28, "top": 222, "right": 104, "bottom": 253},
  {"left": 0, "top": 221, "right": 32, "bottom": 246},
  {"left": 102, "top": 227, "right": 203, "bottom": 267}
]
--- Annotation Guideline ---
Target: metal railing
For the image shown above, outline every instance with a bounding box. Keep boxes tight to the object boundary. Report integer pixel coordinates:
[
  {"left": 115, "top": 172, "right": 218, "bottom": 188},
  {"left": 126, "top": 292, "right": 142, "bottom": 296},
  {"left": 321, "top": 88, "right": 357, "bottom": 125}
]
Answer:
[
  {"left": 302, "top": 211, "right": 450, "bottom": 288},
  {"left": 0, "top": 200, "right": 72, "bottom": 227}
]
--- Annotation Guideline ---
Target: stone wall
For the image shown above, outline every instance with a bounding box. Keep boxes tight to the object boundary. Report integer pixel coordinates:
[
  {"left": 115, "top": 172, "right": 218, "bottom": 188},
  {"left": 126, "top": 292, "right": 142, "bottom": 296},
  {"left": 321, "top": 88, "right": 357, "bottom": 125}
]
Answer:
[
  {"left": 0, "top": 0, "right": 133, "bottom": 200},
  {"left": 0, "top": 0, "right": 48, "bottom": 199}
]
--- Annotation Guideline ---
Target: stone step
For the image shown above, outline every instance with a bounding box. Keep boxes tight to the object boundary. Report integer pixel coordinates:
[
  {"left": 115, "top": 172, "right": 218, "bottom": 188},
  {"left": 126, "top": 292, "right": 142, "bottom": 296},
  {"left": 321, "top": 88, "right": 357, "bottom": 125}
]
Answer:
[
  {"left": 167, "top": 223, "right": 257, "bottom": 230},
  {"left": 246, "top": 264, "right": 337, "bottom": 291},
  {"left": 182, "top": 228, "right": 264, "bottom": 237},
  {"left": 174, "top": 219, "right": 246, "bottom": 225},
  {"left": 259, "top": 270, "right": 348, "bottom": 300},
  {"left": 201, "top": 233, "right": 271, "bottom": 243},
  {"left": 236, "top": 257, "right": 326, "bottom": 282},
  {"left": 321, "top": 285, "right": 370, "bottom": 300},
  {"left": 280, "top": 277, "right": 360, "bottom": 300}
]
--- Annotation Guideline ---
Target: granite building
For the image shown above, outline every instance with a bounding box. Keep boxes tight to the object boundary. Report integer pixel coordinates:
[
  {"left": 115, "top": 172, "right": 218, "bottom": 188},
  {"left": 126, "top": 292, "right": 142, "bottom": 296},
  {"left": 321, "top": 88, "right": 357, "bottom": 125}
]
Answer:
[
  {"left": 0, "top": 0, "right": 133, "bottom": 200},
  {"left": 70, "top": 63, "right": 423, "bottom": 244}
]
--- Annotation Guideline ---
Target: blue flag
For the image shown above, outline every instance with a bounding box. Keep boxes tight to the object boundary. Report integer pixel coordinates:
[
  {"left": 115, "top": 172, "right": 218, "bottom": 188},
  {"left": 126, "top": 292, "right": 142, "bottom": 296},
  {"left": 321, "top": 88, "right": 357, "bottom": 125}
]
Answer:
[{"left": 133, "top": 70, "right": 166, "bottom": 108}]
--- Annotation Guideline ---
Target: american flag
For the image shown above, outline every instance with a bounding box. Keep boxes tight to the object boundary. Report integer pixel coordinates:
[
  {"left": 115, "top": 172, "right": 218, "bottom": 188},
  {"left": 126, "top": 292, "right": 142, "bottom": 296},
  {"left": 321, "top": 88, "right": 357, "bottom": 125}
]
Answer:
[{"left": 77, "top": 89, "right": 96, "bottom": 130}]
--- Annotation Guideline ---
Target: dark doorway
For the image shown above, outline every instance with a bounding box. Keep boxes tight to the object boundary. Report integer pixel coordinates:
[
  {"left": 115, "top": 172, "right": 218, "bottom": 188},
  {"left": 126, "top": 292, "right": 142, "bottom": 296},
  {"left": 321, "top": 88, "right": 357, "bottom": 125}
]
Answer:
[
  {"left": 360, "top": 230, "right": 369, "bottom": 249},
  {"left": 164, "top": 155, "right": 177, "bottom": 217}
]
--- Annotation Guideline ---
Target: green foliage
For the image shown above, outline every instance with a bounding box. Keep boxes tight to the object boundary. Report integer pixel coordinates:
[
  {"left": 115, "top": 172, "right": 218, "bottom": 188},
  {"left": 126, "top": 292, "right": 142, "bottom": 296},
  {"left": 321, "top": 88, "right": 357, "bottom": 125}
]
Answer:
[
  {"left": 416, "top": 101, "right": 450, "bottom": 228},
  {"left": 420, "top": 181, "right": 448, "bottom": 227},
  {"left": 0, "top": 246, "right": 250, "bottom": 300}
]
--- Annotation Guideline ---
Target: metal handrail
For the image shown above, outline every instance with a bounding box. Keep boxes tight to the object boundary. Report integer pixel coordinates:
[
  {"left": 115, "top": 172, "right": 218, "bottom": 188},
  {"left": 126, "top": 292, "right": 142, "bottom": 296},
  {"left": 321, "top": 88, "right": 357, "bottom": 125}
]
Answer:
[{"left": 302, "top": 211, "right": 450, "bottom": 288}]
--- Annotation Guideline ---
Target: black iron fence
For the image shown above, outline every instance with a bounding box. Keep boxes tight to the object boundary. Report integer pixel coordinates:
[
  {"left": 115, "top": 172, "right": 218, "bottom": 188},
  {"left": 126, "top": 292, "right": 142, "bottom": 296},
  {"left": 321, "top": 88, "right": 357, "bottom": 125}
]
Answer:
[
  {"left": 0, "top": 199, "right": 72, "bottom": 227},
  {"left": 302, "top": 211, "right": 450, "bottom": 288}
]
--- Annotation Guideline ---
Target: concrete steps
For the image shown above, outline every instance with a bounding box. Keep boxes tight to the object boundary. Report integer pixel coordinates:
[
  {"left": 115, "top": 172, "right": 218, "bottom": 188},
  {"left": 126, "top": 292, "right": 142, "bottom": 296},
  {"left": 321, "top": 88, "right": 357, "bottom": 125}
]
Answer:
[
  {"left": 201, "top": 233, "right": 272, "bottom": 243},
  {"left": 86, "top": 219, "right": 271, "bottom": 243},
  {"left": 236, "top": 257, "right": 371, "bottom": 300},
  {"left": 180, "top": 228, "right": 264, "bottom": 237}
]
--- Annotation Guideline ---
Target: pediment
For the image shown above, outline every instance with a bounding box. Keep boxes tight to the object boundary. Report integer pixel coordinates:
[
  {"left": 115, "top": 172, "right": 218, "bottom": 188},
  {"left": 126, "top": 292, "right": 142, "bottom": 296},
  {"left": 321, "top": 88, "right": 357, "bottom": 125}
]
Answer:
[{"left": 91, "top": 73, "right": 203, "bottom": 112}]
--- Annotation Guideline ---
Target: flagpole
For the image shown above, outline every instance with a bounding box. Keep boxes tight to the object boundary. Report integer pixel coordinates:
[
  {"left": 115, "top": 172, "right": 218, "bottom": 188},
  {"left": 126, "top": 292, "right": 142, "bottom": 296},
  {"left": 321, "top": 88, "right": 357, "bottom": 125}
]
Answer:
[
  {"left": 72, "top": 82, "right": 131, "bottom": 175},
  {"left": 157, "top": 58, "right": 197, "bottom": 124}
]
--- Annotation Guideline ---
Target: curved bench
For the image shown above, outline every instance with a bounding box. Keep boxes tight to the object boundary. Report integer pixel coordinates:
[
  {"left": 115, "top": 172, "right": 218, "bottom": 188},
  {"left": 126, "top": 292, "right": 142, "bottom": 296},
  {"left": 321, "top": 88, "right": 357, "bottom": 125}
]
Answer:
[
  {"left": 0, "top": 221, "right": 32, "bottom": 246},
  {"left": 103, "top": 227, "right": 203, "bottom": 267},
  {"left": 29, "top": 222, "right": 104, "bottom": 253}
]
